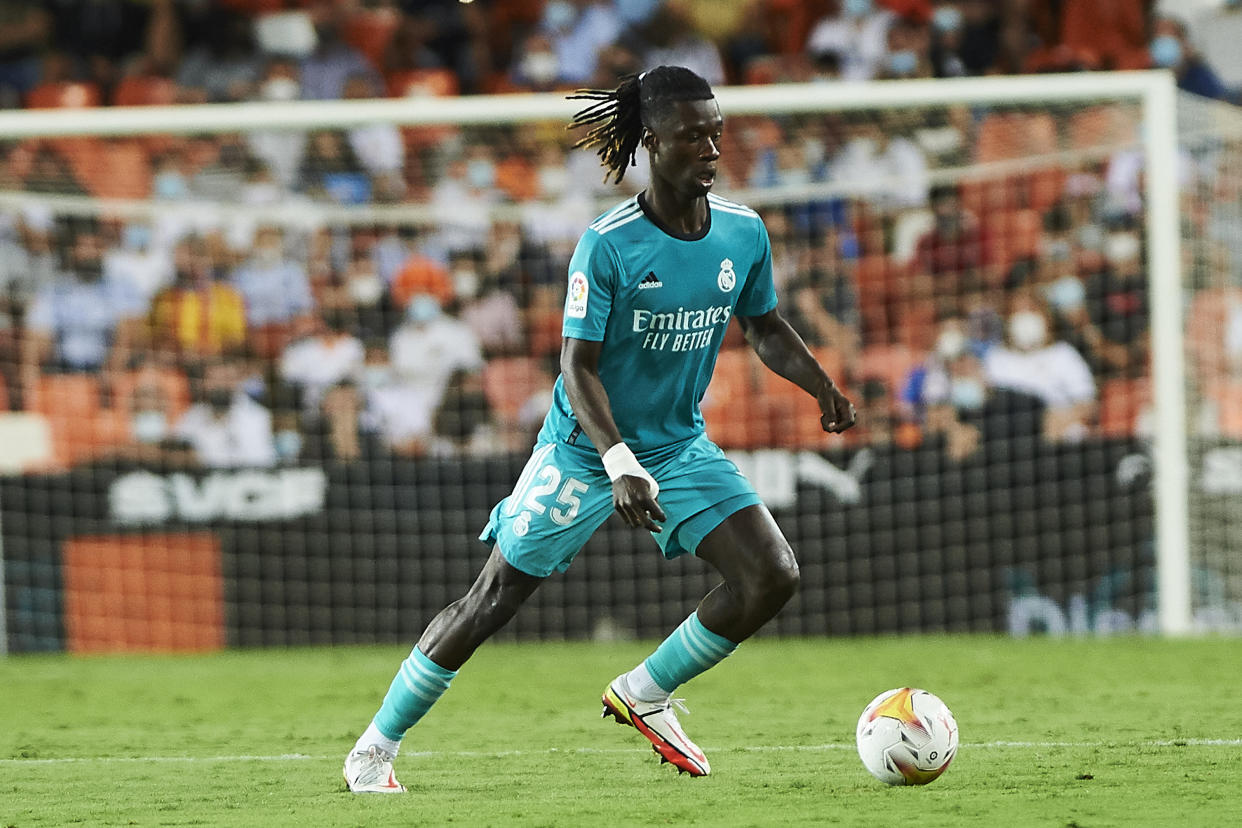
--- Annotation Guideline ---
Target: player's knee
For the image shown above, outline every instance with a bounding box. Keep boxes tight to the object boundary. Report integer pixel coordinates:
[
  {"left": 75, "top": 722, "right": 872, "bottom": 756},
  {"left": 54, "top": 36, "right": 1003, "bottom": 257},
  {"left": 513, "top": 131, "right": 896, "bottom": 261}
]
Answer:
[
  {"left": 764, "top": 554, "right": 800, "bottom": 606},
  {"left": 745, "top": 547, "right": 799, "bottom": 612}
]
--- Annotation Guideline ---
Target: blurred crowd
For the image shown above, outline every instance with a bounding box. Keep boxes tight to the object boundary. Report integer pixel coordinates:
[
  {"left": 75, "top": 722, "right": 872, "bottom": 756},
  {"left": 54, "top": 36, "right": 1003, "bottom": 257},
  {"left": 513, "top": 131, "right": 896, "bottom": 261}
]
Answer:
[
  {"left": 3, "top": 0, "right": 1242, "bottom": 105},
  {"left": 1, "top": 0, "right": 1241, "bottom": 471}
]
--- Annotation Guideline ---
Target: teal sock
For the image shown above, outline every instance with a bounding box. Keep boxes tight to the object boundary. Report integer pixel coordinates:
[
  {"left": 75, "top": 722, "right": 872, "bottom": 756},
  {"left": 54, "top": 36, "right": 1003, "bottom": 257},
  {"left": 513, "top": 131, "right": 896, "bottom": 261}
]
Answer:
[
  {"left": 372, "top": 647, "right": 457, "bottom": 741},
  {"left": 643, "top": 611, "right": 738, "bottom": 694}
]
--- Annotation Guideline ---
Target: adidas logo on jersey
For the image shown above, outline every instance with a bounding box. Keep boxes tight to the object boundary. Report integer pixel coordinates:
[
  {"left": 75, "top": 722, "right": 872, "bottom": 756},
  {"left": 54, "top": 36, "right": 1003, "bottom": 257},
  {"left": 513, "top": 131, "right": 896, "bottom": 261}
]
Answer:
[{"left": 638, "top": 271, "right": 663, "bottom": 289}]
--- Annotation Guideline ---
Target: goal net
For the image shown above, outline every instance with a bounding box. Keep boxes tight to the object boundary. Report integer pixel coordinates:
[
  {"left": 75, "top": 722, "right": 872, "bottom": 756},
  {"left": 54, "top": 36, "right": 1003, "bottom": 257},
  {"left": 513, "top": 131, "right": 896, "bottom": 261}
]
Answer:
[{"left": 0, "top": 71, "right": 1230, "bottom": 654}]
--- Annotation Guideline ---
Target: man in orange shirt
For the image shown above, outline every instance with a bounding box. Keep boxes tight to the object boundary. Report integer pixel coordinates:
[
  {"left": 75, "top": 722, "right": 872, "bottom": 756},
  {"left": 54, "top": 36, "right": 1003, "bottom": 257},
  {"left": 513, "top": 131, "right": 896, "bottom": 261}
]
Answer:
[{"left": 389, "top": 242, "right": 454, "bottom": 312}]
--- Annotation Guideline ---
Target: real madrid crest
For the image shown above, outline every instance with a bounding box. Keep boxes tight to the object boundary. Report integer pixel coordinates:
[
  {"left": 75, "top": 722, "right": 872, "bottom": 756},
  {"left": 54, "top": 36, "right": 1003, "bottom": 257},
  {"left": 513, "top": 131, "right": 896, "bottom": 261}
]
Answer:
[{"left": 717, "top": 258, "right": 736, "bottom": 292}]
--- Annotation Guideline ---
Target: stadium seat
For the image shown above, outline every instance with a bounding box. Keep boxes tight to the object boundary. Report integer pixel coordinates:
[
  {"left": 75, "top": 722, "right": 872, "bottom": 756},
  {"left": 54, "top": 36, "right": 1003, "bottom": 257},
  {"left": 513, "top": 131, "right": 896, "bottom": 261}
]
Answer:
[
  {"left": 854, "top": 253, "right": 895, "bottom": 345},
  {"left": 112, "top": 76, "right": 177, "bottom": 107},
  {"left": 702, "top": 348, "right": 768, "bottom": 449},
  {"left": 757, "top": 362, "right": 831, "bottom": 450},
  {"left": 1069, "top": 105, "right": 1136, "bottom": 151},
  {"left": 1060, "top": 0, "right": 1146, "bottom": 71},
  {"left": 894, "top": 298, "right": 937, "bottom": 353},
  {"left": 25, "top": 81, "right": 101, "bottom": 109},
  {"left": 985, "top": 208, "right": 1042, "bottom": 273},
  {"left": 975, "top": 113, "right": 1026, "bottom": 164},
  {"left": 343, "top": 8, "right": 400, "bottom": 68},
  {"left": 66, "top": 138, "right": 153, "bottom": 199},
  {"left": 1098, "top": 377, "right": 1151, "bottom": 437},
  {"left": 25, "top": 374, "right": 101, "bottom": 418},
  {"left": 526, "top": 307, "right": 563, "bottom": 358}
]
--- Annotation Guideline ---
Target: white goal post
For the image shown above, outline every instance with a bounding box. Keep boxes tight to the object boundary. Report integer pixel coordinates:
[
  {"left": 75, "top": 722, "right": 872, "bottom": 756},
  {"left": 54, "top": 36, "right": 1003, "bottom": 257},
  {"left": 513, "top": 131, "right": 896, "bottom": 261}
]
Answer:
[{"left": 0, "top": 70, "right": 1193, "bottom": 650}]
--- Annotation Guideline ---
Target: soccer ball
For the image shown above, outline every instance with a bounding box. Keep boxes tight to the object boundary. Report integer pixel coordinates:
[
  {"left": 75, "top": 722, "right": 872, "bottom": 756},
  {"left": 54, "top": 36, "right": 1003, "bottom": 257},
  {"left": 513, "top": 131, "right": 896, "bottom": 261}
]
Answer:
[{"left": 855, "top": 687, "right": 958, "bottom": 786}]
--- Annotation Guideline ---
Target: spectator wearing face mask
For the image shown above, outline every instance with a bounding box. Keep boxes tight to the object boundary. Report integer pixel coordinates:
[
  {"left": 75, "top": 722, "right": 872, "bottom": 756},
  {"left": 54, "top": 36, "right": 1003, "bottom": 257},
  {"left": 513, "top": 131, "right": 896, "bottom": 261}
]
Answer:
[
  {"left": 22, "top": 219, "right": 146, "bottom": 381},
  {"left": 389, "top": 293, "right": 483, "bottom": 397},
  {"left": 430, "top": 147, "right": 502, "bottom": 252},
  {"left": 984, "top": 295, "right": 1096, "bottom": 443},
  {"left": 1148, "top": 15, "right": 1227, "bottom": 100},
  {"left": 431, "top": 368, "right": 503, "bottom": 457},
  {"left": 300, "top": 130, "right": 371, "bottom": 205},
  {"left": 625, "top": 2, "right": 726, "bottom": 87},
  {"left": 881, "top": 13, "right": 933, "bottom": 80},
  {"left": 173, "top": 358, "right": 277, "bottom": 469},
  {"left": 541, "top": 0, "right": 622, "bottom": 85},
  {"left": 300, "top": 0, "right": 383, "bottom": 101},
  {"left": 451, "top": 247, "right": 526, "bottom": 358},
  {"left": 174, "top": 7, "right": 262, "bottom": 103},
  {"left": 246, "top": 58, "right": 309, "bottom": 191},
  {"left": 316, "top": 242, "right": 395, "bottom": 343},
  {"left": 914, "top": 183, "right": 988, "bottom": 316},
  {"left": 232, "top": 225, "right": 316, "bottom": 360},
  {"left": 929, "top": 1, "right": 967, "bottom": 77},
  {"left": 118, "top": 361, "right": 195, "bottom": 466},
  {"left": 806, "top": 0, "right": 896, "bottom": 82},
  {"left": 513, "top": 32, "right": 562, "bottom": 91},
  {"left": 342, "top": 74, "right": 405, "bottom": 201},
  {"left": 1082, "top": 222, "right": 1149, "bottom": 379},
  {"left": 370, "top": 298, "right": 483, "bottom": 456}
]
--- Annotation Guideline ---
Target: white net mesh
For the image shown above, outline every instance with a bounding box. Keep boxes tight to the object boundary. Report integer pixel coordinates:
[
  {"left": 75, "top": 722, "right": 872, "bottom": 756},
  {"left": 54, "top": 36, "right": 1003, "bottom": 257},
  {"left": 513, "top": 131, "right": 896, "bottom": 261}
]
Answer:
[
  {"left": 1179, "top": 94, "right": 1242, "bottom": 631},
  {"left": 0, "top": 78, "right": 1229, "bottom": 653}
]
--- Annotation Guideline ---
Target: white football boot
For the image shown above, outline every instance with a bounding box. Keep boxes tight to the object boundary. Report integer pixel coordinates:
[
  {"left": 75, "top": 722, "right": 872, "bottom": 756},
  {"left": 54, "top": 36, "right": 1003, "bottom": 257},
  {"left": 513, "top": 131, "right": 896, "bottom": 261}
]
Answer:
[
  {"left": 601, "top": 675, "right": 710, "bottom": 776},
  {"left": 343, "top": 745, "right": 406, "bottom": 793}
]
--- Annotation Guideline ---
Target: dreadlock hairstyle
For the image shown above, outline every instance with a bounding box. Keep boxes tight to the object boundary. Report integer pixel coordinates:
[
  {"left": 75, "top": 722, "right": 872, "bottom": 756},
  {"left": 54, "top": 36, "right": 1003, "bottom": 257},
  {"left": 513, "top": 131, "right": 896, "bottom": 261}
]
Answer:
[{"left": 567, "top": 66, "right": 714, "bottom": 185}]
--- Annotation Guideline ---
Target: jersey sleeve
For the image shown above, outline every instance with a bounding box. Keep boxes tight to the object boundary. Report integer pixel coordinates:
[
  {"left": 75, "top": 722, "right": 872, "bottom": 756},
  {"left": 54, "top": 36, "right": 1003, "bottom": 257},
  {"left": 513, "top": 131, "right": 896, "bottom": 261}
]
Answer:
[
  {"left": 734, "top": 219, "right": 778, "bottom": 318},
  {"left": 561, "top": 229, "right": 620, "bottom": 342}
]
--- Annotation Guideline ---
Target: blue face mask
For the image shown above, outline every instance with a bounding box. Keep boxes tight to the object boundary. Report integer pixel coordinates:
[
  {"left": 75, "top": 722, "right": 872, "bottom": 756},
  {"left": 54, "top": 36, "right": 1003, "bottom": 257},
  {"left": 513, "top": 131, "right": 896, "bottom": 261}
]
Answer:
[
  {"left": 950, "top": 378, "right": 986, "bottom": 411},
  {"left": 122, "top": 223, "right": 150, "bottom": 251},
  {"left": 932, "top": 6, "right": 962, "bottom": 33},
  {"left": 466, "top": 158, "right": 495, "bottom": 189},
  {"left": 131, "top": 410, "right": 168, "bottom": 444},
  {"left": 154, "top": 171, "right": 187, "bottom": 200},
  {"left": 543, "top": 0, "right": 575, "bottom": 30},
  {"left": 1045, "top": 275, "right": 1086, "bottom": 311},
  {"left": 842, "top": 0, "right": 873, "bottom": 19},
  {"left": 888, "top": 50, "right": 918, "bottom": 76},
  {"left": 1150, "top": 35, "right": 1182, "bottom": 68},
  {"left": 274, "top": 429, "right": 302, "bottom": 462},
  {"left": 407, "top": 294, "right": 441, "bottom": 324}
]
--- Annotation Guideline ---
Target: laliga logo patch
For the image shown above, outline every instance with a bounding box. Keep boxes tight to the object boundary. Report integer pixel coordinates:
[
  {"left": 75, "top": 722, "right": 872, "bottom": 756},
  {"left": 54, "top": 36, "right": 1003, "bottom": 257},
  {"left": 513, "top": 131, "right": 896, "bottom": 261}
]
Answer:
[
  {"left": 566, "top": 271, "right": 589, "bottom": 319},
  {"left": 717, "top": 258, "right": 736, "bottom": 292}
]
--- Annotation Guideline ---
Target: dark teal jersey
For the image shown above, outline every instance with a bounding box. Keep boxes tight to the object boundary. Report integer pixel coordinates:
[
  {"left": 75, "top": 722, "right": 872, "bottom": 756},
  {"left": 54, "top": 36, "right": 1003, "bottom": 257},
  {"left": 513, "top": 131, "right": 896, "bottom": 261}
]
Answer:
[{"left": 539, "top": 192, "right": 778, "bottom": 458}]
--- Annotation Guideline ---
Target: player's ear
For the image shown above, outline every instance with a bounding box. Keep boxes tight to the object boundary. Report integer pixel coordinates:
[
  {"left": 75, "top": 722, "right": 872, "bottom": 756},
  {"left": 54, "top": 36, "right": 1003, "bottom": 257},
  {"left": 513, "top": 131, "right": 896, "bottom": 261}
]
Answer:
[{"left": 641, "top": 126, "right": 657, "bottom": 153}]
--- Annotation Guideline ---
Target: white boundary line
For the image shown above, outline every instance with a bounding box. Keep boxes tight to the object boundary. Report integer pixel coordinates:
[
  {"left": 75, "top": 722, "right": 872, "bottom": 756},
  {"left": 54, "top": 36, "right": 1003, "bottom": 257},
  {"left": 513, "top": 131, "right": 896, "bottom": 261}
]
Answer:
[{"left": 2, "top": 739, "right": 1238, "bottom": 765}]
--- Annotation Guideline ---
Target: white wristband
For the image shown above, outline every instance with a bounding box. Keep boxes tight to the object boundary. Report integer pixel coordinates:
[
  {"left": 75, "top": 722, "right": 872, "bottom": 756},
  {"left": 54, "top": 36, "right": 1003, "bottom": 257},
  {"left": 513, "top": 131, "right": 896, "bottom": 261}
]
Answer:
[{"left": 601, "top": 443, "right": 659, "bottom": 498}]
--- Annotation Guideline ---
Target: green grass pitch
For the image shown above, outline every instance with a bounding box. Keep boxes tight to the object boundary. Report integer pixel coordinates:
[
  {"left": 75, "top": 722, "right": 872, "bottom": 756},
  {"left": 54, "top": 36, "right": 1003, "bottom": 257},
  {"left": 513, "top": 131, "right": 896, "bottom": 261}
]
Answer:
[{"left": 2, "top": 636, "right": 1240, "bottom": 827}]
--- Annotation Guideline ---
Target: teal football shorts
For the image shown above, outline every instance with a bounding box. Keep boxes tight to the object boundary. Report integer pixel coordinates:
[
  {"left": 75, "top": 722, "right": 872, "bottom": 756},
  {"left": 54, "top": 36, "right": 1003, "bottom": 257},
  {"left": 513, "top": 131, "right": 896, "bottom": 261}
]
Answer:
[{"left": 479, "top": 432, "right": 763, "bottom": 578}]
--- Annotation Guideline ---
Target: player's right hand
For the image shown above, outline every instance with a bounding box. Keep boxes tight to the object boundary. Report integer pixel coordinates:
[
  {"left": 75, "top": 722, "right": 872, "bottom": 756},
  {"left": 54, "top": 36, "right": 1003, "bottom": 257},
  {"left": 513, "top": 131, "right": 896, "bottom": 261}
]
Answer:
[{"left": 612, "top": 476, "right": 666, "bottom": 533}]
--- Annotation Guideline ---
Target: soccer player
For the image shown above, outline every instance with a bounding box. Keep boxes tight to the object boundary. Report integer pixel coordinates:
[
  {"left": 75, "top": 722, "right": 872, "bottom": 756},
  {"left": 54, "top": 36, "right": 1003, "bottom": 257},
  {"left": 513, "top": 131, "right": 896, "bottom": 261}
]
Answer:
[{"left": 345, "top": 65, "right": 855, "bottom": 792}]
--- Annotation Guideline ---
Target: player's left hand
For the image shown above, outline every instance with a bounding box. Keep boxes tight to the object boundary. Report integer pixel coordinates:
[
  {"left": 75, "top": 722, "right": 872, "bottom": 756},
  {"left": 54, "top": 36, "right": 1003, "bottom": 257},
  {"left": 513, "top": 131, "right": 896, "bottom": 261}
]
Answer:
[
  {"left": 612, "top": 476, "right": 666, "bottom": 533},
  {"left": 817, "top": 382, "right": 856, "bottom": 434}
]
